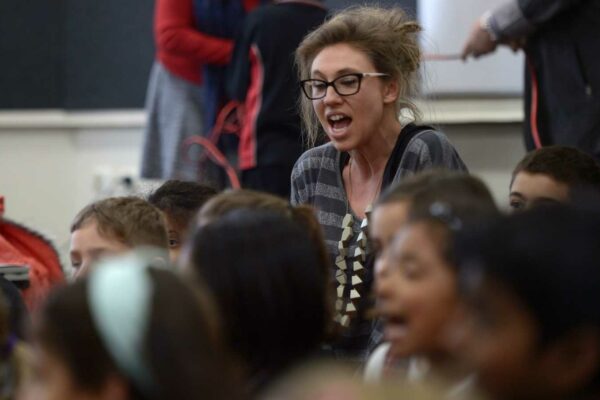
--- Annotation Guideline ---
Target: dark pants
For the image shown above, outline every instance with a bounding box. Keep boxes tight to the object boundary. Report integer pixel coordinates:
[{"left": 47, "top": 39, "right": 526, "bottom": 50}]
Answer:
[{"left": 241, "top": 165, "right": 293, "bottom": 199}]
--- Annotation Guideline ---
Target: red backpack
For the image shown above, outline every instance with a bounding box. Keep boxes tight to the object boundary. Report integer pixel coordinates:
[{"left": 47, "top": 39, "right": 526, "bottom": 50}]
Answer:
[{"left": 0, "top": 196, "right": 64, "bottom": 309}]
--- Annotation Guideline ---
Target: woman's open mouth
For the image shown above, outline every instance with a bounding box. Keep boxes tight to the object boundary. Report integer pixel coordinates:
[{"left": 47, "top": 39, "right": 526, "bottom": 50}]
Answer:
[{"left": 327, "top": 113, "right": 352, "bottom": 136}]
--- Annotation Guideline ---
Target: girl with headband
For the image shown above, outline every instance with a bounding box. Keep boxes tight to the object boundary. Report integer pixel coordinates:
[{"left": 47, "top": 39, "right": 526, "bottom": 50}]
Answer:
[{"left": 26, "top": 253, "right": 240, "bottom": 400}]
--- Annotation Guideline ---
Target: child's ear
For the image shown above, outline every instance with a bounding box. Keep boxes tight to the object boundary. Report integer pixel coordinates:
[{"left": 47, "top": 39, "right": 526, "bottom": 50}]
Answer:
[{"left": 543, "top": 328, "right": 600, "bottom": 394}]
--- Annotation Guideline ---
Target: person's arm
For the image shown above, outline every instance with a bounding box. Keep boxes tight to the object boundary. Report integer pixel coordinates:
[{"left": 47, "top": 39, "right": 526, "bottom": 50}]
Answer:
[
  {"left": 155, "top": 0, "right": 234, "bottom": 66},
  {"left": 462, "top": 0, "right": 587, "bottom": 59},
  {"left": 493, "top": 0, "right": 587, "bottom": 39},
  {"left": 290, "top": 167, "right": 305, "bottom": 206},
  {"left": 226, "top": 15, "right": 255, "bottom": 102},
  {"left": 290, "top": 154, "right": 312, "bottom": 206}
]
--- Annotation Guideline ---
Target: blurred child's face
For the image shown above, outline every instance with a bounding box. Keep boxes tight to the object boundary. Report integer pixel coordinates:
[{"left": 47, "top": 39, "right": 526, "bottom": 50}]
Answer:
[
  {"left": 370, "top": 201, "right": 410, "bottom": 263},
  {"left": 163, "top": 215, "right": 187, "bottom": 264},
  {"left": 25, "top": 346, "right": 122, "bottom": 400},
  {"left": 69, "top": 219, "right": 129, "bottom": 280},
  {"left": 509, "top": 172, "right": 569, "bottom": 212},
  {"left": 375, "top": 222, "right": 458, "bottom": 360},
  {"left": 456, "top": 278, "right": 598, "bottom": 400}
]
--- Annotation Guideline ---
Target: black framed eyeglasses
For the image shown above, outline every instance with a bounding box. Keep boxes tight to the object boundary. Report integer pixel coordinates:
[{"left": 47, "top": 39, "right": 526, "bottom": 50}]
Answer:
[{"left": 300, "top": 72, "right": 390, "bottom": 100}]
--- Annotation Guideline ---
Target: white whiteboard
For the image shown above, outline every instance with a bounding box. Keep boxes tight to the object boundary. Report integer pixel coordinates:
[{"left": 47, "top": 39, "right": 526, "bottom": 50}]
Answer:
[{"left": 418, "top": 0, "right": 524, "bottom": 95}]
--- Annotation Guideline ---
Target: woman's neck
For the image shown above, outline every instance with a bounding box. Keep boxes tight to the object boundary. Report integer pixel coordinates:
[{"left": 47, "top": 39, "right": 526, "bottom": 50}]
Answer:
[
  {"left": 342, "top": 110, "right": 402, "bottom": 218},
  {"left": 348, "top": 112, "right": 402, "bottom": 179}
]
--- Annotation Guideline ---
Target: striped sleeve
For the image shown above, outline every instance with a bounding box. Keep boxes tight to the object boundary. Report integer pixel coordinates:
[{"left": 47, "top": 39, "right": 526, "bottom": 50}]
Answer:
[
  {"left": 395, "top": 130, "right": 468, "bottom": 182},
  {"left": 290, "top": 143, "right": 336, "bottom": 206},
  {"left": 290, "top": 157, "right": 307, "bottom": 206}
]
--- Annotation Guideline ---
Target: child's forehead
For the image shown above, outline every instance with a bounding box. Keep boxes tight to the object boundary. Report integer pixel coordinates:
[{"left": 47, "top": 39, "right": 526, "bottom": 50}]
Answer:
[
  {"left": 79, "top": 214, "right": 98, "bottom": 226},
  {"left": 71, "top": 215, "right": 100, "bottom": 233},
  {"left": 402, "top": 220, "right": 447, "bottom": 243},
  {"left": 72, "top": 216, "right": 124, "bottom": 244},
  {"left": 375, "top": 200, "right": 411, "bottom": 217},
  {"left": 160, "top": 211, "right": 191, "bottom": 234},
  {"left": 371, "top": 201, "right": 411, "bottom": 229},
  {"left": 388, "top": 221, "right": 445, "bottom": 259},
  {"left": 511, "top": 171, "right": 570, "bottom": 192}
]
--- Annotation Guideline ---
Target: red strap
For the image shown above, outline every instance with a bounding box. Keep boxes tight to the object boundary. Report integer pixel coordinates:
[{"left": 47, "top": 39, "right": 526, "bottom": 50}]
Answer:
[
  {"left": 182, "top": 136, "right": 241, "bottom": 189},
  {"left": 182, "top": 101, "right": 243, "bottom": 188},
  {"left": 526, "top": 55, "right": 542, "bottom": 149}
]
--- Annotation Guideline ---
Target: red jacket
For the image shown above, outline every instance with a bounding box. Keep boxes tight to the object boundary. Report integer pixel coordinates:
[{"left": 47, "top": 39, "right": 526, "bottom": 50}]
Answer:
[{"left": 155, "top": 0, "right": 260, "bottom": 84}]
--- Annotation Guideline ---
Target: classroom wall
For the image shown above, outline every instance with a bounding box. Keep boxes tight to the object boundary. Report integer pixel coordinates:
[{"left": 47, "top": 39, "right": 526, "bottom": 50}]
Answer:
[{"left": 0, "top": 126, "right": 145, "bottom": 263}]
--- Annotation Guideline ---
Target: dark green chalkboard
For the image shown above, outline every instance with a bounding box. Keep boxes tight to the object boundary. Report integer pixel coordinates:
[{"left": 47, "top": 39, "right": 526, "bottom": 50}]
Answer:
[
  {"left": 0, "top": 0, "right": 154, "bottom": 110},
  {"left": 63, "top": 0, "right": 154, "bottom": 109},
  {"left": 0, "top": 0, "right": 65, "bottom": 109},
  {"left": 327, "top": 0, "right": 415, "bottom": 14},
  {"left": 0, "top": 0, "right": 414, "bottom": 110}
]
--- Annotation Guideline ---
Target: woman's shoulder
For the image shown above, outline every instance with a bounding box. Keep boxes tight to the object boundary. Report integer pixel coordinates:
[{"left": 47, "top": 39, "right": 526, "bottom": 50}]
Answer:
[
  {"left": 401, "top": 126, "right": 467, "bottom": 172},
  {"left": 291, "top": 142, "right": 340, "bottom": 205},
  {"left": 408, "top": 126, "right": 454, "bottom": 150},
  {"left": 292, "top": 142, "right": 339, "bottom": 176}
]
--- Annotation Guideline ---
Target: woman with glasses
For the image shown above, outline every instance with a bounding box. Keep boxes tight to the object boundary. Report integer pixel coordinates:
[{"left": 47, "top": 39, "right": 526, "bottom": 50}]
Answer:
[{"left": 291, "top": 6, "right": 467, "bottom": 361}]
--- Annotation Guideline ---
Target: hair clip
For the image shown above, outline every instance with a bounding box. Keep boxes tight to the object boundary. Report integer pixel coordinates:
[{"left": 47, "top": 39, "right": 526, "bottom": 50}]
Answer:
[{"left": 428, "top": 202, "right": 463, "bottom": 231}]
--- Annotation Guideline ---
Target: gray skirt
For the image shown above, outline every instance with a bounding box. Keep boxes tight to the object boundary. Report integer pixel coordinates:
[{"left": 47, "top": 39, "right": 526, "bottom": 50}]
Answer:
[{"left": 140, "top": 61, "right": 206, "bottom": 181}]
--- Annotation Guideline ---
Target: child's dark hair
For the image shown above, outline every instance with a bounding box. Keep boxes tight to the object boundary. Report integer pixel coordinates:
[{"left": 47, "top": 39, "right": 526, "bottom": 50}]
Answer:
[
  {"left": 406, "top": 172, "right": 499, "bottom": 264},
  {"left": 186, "top": 209, "right": 331, "bottom": 392},
  {"left": 376, "top": 170, "right": 446, "bottom": 207},
  {"left": 71, "top": 196, "right": 168, "bottom": 250},
  {"left": 0, "top": 292, "right": 8, "bottom": 346},
  {"left": 198, "top": 190, "right": 331, "bottom": 283},
  {"left": 512, "top": 146, "right": 600, "bottom": 190},
  {"left": 0, "top": 277, "right": 28, "bottom": 340},
  {"left": 35, "top": 263, "right": 239, "bottom": 400},
  {"left": 455, "top": 206, "right": 600, "bottom": 383},
  {"left": 147, "top": 180, "right": 217, "bottom": 229}
]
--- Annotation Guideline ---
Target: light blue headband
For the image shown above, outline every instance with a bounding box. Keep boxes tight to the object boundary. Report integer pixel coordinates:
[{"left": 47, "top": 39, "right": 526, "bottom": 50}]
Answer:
[{"left": 87, "top": 252, "right": 157, "bottom": 393}]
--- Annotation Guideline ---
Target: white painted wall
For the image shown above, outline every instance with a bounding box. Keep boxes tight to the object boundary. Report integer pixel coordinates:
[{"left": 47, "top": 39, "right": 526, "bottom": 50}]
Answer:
[
  {"left": 0, "top": 104, "right": 526, "bottom": 266},
  {"left": 444, "top": 122, "right": 526, "bottom": 200},
  {"left": 0, "top": 126, "right": 144, "bottom": 264}
]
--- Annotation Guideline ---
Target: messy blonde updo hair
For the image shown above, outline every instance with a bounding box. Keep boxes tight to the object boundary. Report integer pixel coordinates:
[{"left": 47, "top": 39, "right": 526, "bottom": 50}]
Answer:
[{"left": 295, "top": 6, "right": 422, "bottom": 147}]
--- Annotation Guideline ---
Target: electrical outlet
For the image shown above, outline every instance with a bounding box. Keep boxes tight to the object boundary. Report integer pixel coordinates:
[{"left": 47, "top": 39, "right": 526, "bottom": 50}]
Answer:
[{"left": 92, "top": 166, "right": 140, "bottom": 198}]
